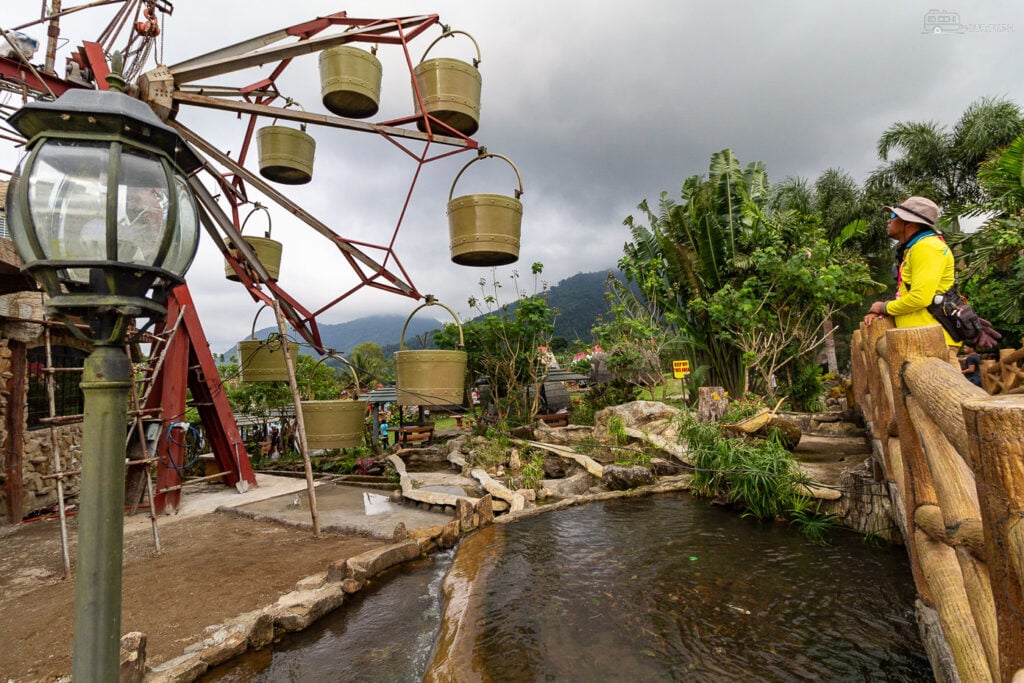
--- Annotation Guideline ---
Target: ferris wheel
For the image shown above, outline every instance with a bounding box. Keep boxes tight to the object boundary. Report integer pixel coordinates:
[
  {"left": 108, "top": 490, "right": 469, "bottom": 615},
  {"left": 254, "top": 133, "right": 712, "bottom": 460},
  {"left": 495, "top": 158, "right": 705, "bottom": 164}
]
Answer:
[{"left": 1, "top": 0, "right": 522, "bottom": 353}]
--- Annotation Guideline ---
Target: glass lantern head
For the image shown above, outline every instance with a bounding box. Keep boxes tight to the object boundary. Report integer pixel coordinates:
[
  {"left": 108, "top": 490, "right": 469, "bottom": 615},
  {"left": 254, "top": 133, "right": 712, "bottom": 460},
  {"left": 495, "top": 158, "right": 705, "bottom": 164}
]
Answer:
[{"left": 4, "top": 87, "right": 202, "bottom": 339}]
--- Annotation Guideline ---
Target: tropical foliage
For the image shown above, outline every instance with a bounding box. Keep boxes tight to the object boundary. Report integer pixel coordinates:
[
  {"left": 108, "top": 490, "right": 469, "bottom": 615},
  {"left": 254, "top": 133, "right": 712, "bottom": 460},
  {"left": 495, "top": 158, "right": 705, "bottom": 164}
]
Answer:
[
  {"left": 434, "top": 264, "right": 557, "bottom": 427},
  {"left": 681, "top": 415, "right": 838, "bottom": 543},
  {"left": 867, "top": 96, "right": 1024, "bottom": 229},
  {"left": 620, "top": 150, "right": 876, "bottom": 401},
  {"left": 953, "top": 133, "right": 1024, "bottom": 340}
]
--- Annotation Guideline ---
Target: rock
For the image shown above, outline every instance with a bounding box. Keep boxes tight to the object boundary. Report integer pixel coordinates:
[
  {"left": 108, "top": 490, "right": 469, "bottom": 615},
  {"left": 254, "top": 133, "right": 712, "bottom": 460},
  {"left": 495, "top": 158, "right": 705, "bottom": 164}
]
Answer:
[
  {"left": 542, "top": 456, "right": 567, "bottom": 479},
  {"left": 601, "top": 464, "right": 655, "bottom": 491},
  {"left": 456, "top": 498, "right": 475, "bottom": 531},
  {"left": 439, "top": 519, "right": 460, "bottom": 548},
  {"left": 515, "top": 488, "right": 536, "bottom": 502},
  {"left": 145, "top": 652, "right": 208, "bottom": 682},
  {"left": 120, "top": 631, "right": 146, "bottom": 683},
  {"left": 273, "top": 585, "right": 346, "bottom": 631},
  {"left": 508, "top": 449, "right": 521, "bottom": 470},
  {"left": 474, "top": 494, "right": 494, "bottom": 526},
  {"left": 541, "top": 472, "right": 595, "bottom": 497},
  {"left": 594, "top": 401, "right": 683, "bottom": 439},
  {"left": 651, "top": 457, "right": 684, "bottom": 476},
  {"left": 345, "top": 541, "right": 422, "bottom": 584}
]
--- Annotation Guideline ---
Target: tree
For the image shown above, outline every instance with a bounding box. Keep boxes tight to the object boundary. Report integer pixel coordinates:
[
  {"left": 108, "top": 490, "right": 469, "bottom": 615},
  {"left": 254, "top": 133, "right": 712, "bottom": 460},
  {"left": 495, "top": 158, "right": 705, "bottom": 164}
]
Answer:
[
  {"left": 434, "top": 265, "right": 557, "bottom": 427},
  {"left": 591, "top": 271, "right": 668, "bottom": 400},
  {"left": 868, "top": 96, "right": 1024, "bottom": 229},
  {"left": 347, "top": 342, "right": 392, "bottom": 389},
  {"left": 696, "top": 211, "right": 875, "bottom": 399},
  {"left": 772, "top": 169, "right": 888, "bottom": 373},
  {"left": 621, "top": 149, "right": 773, "bottom": 396},
  {"left": 952, "top": 133, "right": 1024, "bottom": 341}
]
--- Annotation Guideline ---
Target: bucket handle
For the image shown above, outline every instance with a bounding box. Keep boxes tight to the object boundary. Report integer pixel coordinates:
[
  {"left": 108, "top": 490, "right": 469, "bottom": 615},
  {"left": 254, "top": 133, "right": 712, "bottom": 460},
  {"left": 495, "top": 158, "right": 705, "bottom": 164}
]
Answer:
[
  {"left": 448, "top": 151, "right": 524, "bottom": 202},
  {"left": 270, "top": 98, "right": 309, "bottom": 133},
  {"left": 419, "top": 29, "right": 481, "bottom": 68},
  {"left": 247, "top": 304, "right": 292, "bottom": 351},
  {"left": 305, "top": 351, "right": 361, "bottom": 400},
  {"left": 399, "top": 296, "right": 464, "bottom": 351},
  {"left": 240, "top": 202, "right": 272, "bottom": 239}
]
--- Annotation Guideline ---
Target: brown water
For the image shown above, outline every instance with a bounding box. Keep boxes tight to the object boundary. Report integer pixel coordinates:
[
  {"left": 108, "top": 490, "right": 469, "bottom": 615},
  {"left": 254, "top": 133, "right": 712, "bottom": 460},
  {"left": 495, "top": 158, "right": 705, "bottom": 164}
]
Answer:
[{"left": 205, "top": 493, "right": 930, "bottom": 682}]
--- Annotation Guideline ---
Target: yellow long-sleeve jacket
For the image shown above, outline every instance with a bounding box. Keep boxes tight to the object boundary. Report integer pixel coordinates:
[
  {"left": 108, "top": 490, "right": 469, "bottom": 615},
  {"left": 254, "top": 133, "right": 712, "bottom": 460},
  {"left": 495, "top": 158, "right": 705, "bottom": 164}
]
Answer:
[{"left": 884, "top": 232, "right": 959, "bottom": 346}]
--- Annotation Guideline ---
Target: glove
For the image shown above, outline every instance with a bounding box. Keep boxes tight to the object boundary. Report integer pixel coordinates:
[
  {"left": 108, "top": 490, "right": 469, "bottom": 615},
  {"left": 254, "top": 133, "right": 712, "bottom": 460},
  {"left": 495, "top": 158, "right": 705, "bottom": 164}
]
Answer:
[{"left": 973, "top": 316, "right": 1002, "bottom": 350}]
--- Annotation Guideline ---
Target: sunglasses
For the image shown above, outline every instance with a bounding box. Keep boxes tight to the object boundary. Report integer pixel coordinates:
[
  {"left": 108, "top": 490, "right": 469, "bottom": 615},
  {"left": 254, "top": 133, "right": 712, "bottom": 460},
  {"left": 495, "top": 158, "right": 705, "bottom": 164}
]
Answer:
[{"left": 889, "top": 212, "right": 899, "bottom": 219}]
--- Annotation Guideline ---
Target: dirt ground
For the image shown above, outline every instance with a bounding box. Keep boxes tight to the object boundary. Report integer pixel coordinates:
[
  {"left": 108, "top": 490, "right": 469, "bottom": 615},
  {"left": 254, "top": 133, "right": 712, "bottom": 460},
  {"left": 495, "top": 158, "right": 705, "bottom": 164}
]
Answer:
[{"left": 0, "top": 478, "right": 388, "bottom": 682}]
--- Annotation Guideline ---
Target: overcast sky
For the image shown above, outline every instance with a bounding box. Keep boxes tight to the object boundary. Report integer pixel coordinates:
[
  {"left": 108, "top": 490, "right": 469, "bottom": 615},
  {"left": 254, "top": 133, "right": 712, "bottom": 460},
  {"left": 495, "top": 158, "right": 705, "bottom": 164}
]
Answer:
[{"left": 4, "top": 1, "right": 1023, "bottom": 353}]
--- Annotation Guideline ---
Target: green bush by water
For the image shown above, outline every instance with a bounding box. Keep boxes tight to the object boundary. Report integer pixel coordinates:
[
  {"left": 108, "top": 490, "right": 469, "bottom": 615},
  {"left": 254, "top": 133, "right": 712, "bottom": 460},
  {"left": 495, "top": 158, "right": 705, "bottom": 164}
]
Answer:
[{"left": 681, "top": 415, "right": 838, "bottom": 543}]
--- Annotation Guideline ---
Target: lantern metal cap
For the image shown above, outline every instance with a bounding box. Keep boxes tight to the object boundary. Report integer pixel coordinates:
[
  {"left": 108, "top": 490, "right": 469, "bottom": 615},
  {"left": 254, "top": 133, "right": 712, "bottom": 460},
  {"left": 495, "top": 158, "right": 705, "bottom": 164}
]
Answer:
[{"left": 7, "top": 89, "right": 202, "bottom": 174}]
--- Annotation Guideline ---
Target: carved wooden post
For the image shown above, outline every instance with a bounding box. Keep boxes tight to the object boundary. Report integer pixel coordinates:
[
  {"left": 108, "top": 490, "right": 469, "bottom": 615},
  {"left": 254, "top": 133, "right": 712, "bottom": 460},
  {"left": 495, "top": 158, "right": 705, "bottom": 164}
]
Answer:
[
  {"left": 886, "top": 326, "right": 944, "bottom": 604},
  {"left": 860, "top": 318, "right": 895, "bottom": 478},
  {"left": 697, "top": 386, "right": 728, "bottom": 422},
  {"left": 963, "top": 394, "right": 1024, "bottom": 682}
]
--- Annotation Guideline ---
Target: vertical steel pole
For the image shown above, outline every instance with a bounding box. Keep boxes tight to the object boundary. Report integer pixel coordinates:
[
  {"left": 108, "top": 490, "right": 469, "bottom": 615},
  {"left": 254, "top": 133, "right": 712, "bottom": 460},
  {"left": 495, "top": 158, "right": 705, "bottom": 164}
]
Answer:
[{"left": 72, "top": 344, "right": 131, "bottom": 681}]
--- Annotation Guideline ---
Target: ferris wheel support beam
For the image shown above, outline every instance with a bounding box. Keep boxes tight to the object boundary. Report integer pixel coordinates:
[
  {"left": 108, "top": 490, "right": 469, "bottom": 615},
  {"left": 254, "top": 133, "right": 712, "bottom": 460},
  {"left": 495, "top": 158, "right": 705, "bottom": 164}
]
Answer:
[
  {"left": 166, "top": 14, "right": 438, "bottom": 85},
  {"left": 172, "top": 120, "right": 419, "bottom": 297},
  {"left": 170, "top": 91, "right": 474, "bottom": 149}
]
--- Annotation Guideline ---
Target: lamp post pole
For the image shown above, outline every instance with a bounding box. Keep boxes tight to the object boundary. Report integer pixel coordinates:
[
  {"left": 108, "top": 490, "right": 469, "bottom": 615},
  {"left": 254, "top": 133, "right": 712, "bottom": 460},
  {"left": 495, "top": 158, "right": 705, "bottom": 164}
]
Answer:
[
  {"left": 72, "top": 343, "right": 132, "bottom": 679},
  {"left": 4, "top": 52, "right": 202, "bottom": 680}
]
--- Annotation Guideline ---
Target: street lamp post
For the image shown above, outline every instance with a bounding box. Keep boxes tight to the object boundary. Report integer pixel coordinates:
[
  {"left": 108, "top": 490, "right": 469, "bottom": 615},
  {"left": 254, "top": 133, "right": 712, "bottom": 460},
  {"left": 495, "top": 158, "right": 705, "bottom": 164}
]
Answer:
[{"left": 4, "top": 56, "right": 201, "bottom": 680}]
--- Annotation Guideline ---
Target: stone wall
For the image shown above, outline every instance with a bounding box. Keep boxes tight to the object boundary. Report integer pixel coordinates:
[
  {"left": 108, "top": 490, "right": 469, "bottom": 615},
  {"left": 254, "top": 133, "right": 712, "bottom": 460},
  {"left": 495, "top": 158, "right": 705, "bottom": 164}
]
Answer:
[{"left": 0, "top": 327, "right": 85, "bottom": 524}]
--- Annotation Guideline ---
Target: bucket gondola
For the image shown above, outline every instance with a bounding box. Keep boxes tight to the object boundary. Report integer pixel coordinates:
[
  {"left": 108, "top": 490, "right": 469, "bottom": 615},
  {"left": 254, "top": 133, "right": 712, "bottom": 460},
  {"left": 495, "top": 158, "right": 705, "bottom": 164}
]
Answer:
[
  {"left": 237, "top": 306, "right": 299, "bottom": 383},
  {"left": 447, "top": 152, "right": 523, "bottom": 267},
  {"left": 224, "top": 203, "right": 283, "bottom": 282},
  {"left": 301, "top": 355, "right": 366, "bottom": 450},
  {"left": 319, "top": 44, "right": 382, "bottom": 118},
  {"left": 413, "top": 30, "right": 481, "bottom": 136},
  {"left": 394, "top": 299, "right": 467, "bottom": 406},
  {"left": 257, "top": 100, "right": 315, "bottom": 185}
]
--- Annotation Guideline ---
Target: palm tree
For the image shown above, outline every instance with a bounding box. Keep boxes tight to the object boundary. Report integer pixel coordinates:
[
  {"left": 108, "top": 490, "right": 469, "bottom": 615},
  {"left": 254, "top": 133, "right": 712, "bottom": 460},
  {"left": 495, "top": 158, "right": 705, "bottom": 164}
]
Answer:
[
  {"left": 868, "top": 96, "right": 1024, "bottom": 229},
  {"left": 953, "top": 134, "right": 1024, "bottom": 336}
]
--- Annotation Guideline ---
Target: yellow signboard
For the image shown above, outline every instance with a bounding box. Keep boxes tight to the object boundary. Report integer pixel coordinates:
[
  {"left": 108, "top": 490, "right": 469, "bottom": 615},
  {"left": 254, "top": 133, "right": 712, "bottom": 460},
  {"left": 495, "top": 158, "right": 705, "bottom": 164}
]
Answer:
[{"left": 672, "top": 359, "right": 690, "bottom": 378}]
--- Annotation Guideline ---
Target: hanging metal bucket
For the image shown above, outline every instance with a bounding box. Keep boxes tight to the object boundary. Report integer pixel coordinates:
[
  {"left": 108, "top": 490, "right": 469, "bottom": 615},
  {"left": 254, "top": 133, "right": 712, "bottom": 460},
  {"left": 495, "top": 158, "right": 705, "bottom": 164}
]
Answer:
[
  {"left": 301, "top": 355, "right": 366, "bottom": 449},
  {"left": 237, "top": 306, "right": 298, "bottom": 383},
  {"left": 447, "top": 152, "right": 524, "bottom": 267},
  {"left": 224, "top": 204, "right": 283, "bottom": 282},
  {"left": 237, "top": 336, "right": 299, "bottom": 383},
  {"left": 319, "top": 45, "right": 382, "bottom": 118},
  {"left": 413, "top": 30, "right": 481, "bottom": 136},
  {"left": 257, "top": 102, "right": 315, "bottom": 185},
  {"left": 394, "top": 300, "right": 467, "bottom": 406}
]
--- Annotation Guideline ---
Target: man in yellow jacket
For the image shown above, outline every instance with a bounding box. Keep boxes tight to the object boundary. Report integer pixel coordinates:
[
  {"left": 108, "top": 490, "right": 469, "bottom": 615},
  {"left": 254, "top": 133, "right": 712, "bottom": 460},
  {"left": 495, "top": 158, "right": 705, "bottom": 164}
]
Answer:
[{"left": 863, "top": 196, "right": 960, "bottom": 349}]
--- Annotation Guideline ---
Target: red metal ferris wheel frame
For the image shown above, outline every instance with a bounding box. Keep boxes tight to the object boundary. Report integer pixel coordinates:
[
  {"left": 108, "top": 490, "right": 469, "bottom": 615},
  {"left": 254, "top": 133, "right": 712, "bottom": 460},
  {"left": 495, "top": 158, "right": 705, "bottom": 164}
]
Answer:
[{"left": 2, "top": 6, "right": 488, "bottom": 354}]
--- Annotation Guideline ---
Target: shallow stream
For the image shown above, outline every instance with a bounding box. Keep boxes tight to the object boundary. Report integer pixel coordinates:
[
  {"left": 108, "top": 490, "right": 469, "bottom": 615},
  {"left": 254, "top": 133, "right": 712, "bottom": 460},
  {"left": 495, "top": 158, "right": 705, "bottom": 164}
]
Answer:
[{"left": 204, "top": 492, "right": 930, "bottom": 682}]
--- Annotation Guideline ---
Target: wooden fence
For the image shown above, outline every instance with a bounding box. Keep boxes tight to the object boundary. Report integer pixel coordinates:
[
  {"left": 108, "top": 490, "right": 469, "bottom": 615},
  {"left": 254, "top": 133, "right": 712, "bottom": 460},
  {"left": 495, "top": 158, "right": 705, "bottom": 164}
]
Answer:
[{"left": 851, "top": 319, "right": 1024, "bottom": 683}]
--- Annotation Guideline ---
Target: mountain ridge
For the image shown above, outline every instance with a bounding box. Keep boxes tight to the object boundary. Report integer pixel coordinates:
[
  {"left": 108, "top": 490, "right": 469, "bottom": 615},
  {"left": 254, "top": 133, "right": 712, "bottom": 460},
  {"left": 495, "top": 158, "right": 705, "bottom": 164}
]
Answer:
[{"left": 216, "top": 268, "right": 622, "bottom": 359}]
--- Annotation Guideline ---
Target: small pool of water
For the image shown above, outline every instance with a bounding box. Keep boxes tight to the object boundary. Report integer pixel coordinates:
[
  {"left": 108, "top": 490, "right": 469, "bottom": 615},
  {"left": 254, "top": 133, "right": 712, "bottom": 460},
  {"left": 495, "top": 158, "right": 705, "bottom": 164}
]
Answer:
[{"left": 428, "top": 494, "right": 930, "bottom": 681}]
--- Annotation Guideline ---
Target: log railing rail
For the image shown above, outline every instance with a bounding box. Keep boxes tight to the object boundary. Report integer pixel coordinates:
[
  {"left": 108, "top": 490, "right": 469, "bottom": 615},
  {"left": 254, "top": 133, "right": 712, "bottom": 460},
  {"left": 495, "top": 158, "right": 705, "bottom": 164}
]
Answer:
[{"left": 851, "top": 319, "right": 1024, "bottom": 683}]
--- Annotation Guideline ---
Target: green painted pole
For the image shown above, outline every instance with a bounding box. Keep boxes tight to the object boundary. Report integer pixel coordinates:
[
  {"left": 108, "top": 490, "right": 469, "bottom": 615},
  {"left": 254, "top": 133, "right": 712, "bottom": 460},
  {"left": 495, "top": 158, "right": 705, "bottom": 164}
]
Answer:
[{"left": 72, "top": 344, "right": 131, "bottom": 681}]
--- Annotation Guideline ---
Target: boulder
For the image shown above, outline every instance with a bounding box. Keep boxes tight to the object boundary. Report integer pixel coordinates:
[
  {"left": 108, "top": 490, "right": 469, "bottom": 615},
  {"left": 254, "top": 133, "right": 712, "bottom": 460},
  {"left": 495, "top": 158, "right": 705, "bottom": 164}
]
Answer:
[{"left": 601, "top": 464, "right": 655, "bottom": 491}]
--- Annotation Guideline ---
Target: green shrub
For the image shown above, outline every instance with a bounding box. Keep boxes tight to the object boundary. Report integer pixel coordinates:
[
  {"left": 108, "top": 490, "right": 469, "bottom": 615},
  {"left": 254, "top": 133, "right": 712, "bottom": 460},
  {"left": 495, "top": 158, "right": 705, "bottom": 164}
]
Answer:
[{"left": 681, "top": 414, "right": 837, "bottom": 543}]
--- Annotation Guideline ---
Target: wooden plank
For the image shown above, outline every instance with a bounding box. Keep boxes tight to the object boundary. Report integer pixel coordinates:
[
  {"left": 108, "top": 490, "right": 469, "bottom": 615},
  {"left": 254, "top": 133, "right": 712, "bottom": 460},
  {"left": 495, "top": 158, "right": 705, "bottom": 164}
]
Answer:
[{"left": 3, "top": 340, "right": 26, "bottom": 522}]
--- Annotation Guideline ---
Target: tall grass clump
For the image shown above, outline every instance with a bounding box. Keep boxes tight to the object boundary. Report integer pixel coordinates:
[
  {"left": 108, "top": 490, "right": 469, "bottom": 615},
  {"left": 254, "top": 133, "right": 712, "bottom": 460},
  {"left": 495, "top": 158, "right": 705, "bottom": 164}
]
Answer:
[{"left": 680, "top": 414, "right": 838, "bottom": 543}]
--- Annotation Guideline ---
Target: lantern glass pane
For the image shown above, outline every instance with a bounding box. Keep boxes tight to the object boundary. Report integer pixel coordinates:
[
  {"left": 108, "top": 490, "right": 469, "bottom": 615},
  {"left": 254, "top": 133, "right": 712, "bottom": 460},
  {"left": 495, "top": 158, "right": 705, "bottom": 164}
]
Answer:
[
  {"left": 160, "top": 174, "right": 199, "bottom": 276},
  {"left": 27, "top": 140, "right": 109, "bottom": 266},
  {"left": 116, "top": 150, "right": 170, "bottom": 268}
]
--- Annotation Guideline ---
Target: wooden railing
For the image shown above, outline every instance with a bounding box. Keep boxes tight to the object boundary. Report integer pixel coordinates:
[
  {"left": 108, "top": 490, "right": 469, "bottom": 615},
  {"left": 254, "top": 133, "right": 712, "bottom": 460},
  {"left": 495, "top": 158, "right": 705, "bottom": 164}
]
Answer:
[{"left": 851, "top": 319, "right": 1024, "bottom": 683}]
